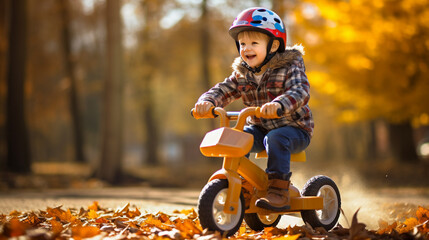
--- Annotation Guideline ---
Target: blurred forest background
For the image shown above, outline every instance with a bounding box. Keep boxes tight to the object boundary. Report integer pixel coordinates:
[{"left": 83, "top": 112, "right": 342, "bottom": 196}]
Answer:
[{"left": 1, "top": 0, "right": 429, "bottom": 189}]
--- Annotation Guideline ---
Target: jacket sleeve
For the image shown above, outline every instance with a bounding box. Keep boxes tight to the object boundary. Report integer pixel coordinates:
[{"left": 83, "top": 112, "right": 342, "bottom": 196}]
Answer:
[
  {"left": 197, "top": 73, "right": 242, "bottom": 108},
  {"left": 273, "top": 57, "right": 310, "bottom": 113}
]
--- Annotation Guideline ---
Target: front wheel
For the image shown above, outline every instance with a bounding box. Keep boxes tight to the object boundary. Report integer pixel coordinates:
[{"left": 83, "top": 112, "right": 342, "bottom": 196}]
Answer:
[
  {"left": 197, "top": 179, "right": 245, "bottom": 237},
  {"left": 301, "top": 175, "right": 341, "bottom": 231},
  {"left": 244, "top": 213, "right": 281, "bottom": 231}
]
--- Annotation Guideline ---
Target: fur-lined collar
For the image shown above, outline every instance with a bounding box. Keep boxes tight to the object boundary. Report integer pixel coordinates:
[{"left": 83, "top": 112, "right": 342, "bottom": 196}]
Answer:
[{"left": 232, "top": 44, "right": 305, "bottom": 76}]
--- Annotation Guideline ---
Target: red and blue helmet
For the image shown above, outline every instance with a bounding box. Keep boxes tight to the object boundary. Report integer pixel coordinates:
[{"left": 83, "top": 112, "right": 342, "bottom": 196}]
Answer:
[{"left": 229, "top": 7, "right": 287, "bottom": 52}]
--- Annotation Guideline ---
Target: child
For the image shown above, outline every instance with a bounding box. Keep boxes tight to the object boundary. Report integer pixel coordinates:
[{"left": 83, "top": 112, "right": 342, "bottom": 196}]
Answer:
[{"left": 194, "top": 7, "right": 313, "bottom": 211}]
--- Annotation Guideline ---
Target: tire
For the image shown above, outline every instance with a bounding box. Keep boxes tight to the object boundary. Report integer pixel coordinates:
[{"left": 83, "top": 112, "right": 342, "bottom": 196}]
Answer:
[
  {"left": 244, "top": 213, "right": 281, "bottom": 231},
  {"left": 300, "top": 175, "right": 341, "bottom": 231},
  {"left": 197, "top": 179, "right": 245, "bottom": 237}
]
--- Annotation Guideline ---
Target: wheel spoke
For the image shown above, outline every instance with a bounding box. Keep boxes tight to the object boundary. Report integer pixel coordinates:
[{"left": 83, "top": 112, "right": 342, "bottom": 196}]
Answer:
[
  {"left": 325, "top": 198, "right": 335, "bottom": 207},
  {"left": 316, "top": 185, "right": 339, "bottom": 224},
  {"left": 211, "top": 188, "right": 243, "bottom": 231}
]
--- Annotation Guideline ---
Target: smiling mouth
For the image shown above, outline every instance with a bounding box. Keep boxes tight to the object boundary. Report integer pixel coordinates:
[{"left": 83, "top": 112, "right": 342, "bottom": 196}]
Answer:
[{"left": 246, "top": 54, "right": 256, "bottom": 60}]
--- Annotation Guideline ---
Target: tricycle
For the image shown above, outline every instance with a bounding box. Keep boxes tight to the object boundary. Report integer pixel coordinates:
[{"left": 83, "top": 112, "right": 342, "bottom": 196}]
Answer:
[{"left": 192, "top": 107, "right": 341, "bottom": 237}]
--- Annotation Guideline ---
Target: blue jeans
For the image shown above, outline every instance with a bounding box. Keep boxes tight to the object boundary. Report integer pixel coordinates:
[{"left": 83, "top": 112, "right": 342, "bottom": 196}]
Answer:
[{"left": 244, "top": 125, "right": 310, "bottom": 176}]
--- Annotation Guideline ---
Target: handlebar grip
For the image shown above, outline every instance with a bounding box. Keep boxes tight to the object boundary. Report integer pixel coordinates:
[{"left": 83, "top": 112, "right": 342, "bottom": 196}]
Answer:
[
  {"left": 256, "top": 106, "right": 285, "bottom": 119},
  {"left": 277, "top": 108, "right": 285, "bottom": 117},
  {"left": 212, "top": 107, "right": 218, "bottom": 117},
  {"left": 191, "top": 107, "right": 218, "bottom": 119}
]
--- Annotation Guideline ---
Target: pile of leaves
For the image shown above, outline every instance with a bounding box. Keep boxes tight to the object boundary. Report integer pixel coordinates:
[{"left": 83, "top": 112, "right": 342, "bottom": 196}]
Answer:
[{"left": 0, "top": 202, "right": 428, "bottom": 239}]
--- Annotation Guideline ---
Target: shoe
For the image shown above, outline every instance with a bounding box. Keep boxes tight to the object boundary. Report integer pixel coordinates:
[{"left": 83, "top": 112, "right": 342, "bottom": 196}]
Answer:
[{"left": 255, "top": 172, "right": 292, "bottom": 211}]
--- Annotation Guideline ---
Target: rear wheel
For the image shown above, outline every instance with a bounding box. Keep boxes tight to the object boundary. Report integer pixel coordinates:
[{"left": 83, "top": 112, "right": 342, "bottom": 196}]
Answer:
[
  {"left": 301, "top": 175, "right": 341, "bottom": 231},
  {"left": 244, "top": 213, "right": 281, "bottom": 231},
  {"left": 197, "top": 179, "right": 245, "bottom": 237}
]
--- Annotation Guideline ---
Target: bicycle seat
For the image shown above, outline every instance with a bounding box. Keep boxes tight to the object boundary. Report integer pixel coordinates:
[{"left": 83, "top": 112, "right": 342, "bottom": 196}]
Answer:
[{"left": 255, "top": 150, "right": 306, "bottom": 162}]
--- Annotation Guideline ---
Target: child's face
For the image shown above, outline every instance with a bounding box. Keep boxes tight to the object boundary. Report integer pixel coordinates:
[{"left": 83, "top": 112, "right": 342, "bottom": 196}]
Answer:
[{"left": 238, "top": 32, "right": 269, "bottom": 69}]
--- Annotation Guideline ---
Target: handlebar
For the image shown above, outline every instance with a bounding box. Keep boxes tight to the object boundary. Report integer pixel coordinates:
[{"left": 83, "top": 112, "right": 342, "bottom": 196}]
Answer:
[{"left": 191, "top": 107, "right": 285, "bottom": 130}]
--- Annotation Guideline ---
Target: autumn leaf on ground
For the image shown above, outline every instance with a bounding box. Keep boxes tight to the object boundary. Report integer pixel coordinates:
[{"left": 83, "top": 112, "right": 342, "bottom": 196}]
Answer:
[
  {"left": 4, "top": 218, "right": 29, "bottom": 237},
  {"left": 174, "top": 218, "right": 202, "bottom": 238},
  {"left": 20, "top": 212, "right": 42, "bottom": 226},
  {"left": 87, "top": 209, "right": 98, "bottom": 219},
  {"left": 239, "top": 224, "right": 246, "bottom": 236},
  {"left": 71, "top": 225, "right": 100, "bottom": 239},
  {"left": 417, "top": 206, "right": 429, "bottom": 224},
  {"left": 46, "top": 206, "right": 77, "bottom": 224},
  {"left": 1, "top": 203, "right": 429, "bottom": 239},
  {"left": 416, "top": 206, "right": 429, "bottom": 234},
  {"left": 144, "top": 214, "right": 163, "bottom": 228},
  {"left": 88, "top": 201, "right": 100, "bottom": 211},
  {"left": 50, "top": 219, "right": 63, "bottom": 235},
  {"left": 272, "top": 234, "right": 301, "bottom": 240},
  {"left": 349, "top": 209, "right": 370, "bottom": 239},
  {"left": 115, "top": 203, "right": 130, "bottom": 216},
  {"left": 127, "top": 207, "right": 141, "bottom": 218},
  {"left": 397, "top": 217, "right": 419, "bottom": 234},
  {"left": 377, "top": 219, "right": 397, "bottom": 235},
  {"left": 174, "top": 208, "right": 198, "bottom": 219}
]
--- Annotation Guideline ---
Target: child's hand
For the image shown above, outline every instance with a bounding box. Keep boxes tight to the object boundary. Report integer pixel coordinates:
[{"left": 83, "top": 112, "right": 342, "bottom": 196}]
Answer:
[
  {"left": 194, "top": 101, "right": 214, "bottom": 116},
  {"left": 261, "top": 102, "right": 282, "bottom": 117}
]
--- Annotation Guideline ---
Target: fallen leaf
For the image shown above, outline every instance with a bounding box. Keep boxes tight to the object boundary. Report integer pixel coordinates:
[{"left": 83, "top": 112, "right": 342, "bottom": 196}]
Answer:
[
  {"left": 397, "top": 217, "right": 418, "bottom": 234},
  {"left": 72, "top": 225, "right": 100, "bottom": 239},
  {"left": 272, "top": 234, "right": 301, "bottom": 240},
  {"left": 1, "top": 203, "right": 427, "bottom": 239},
  {"left": 174, "top": 218, "right": 202, "bottom": 238},
  {"left": 175, "top": 208, "right": 198, "bottom": 219},
  {"left": 115, "top": 203, "right": 130, "bottom": 216},
  {"left": 21, "top": 212, "right": 42, "bottom": 226},
  {"left": 376, "top": 219, "right": 397, "bottom": 235},
  {"left": 50, "top": 219, "right": 63, "bottom": 235},
  {"left": 349, "top": 209, "right": 370, "bottom": 240},
  {"left": 417, "top": 206, "right": 429, "bottom": 223},
  {"left": 5, "top": 217, "right": 29, "bottom": 237},
  {"left": 239, "top": 225, "right": 246, "bottom": 235},
  {"left": 87, "top": 209, "right": 98, "bottom": 219},
  {"left": 88, "top": 201, "right": 100, "bottom": 211}
]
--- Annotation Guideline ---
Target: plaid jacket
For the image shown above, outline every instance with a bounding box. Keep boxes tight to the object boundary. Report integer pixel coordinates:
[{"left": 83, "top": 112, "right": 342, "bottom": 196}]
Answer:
[{"left": 198, "top": 45, "right": 314, "bottom": 137}]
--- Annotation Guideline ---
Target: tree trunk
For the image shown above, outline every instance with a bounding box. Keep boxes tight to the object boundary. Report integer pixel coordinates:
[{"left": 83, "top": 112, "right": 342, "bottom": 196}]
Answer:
[
  {"left": 6, "top": 0, "right": 31, "bottom": 173},
  {"left": 200, "top": 0, "right": 215, "bottom": 131},
  {"left": 98, "top": 0, "right": 124, "bottom": 183},
  {"left": 366, "top": 121, "right": 377, "bottom": 160},
  {"left": 143, "top": 91, "right": 158, "bottom": 165},
  {"left": 140, "top": 0, "right": 161, "bottom": 166},
  {"left": 200, "top": 0, "right": 210, "bottom": 92},
  {"left": 388, "top": 121, "right": 418, "bottom": 163},
  {"left": 59, "top": 0, "right": 86, "bottom": 163}
]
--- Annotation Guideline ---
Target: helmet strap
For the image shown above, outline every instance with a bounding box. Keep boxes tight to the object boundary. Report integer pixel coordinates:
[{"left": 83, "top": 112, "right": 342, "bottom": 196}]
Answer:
[{"left": 240, "top": 38, "right": 276, "bottom": 74}]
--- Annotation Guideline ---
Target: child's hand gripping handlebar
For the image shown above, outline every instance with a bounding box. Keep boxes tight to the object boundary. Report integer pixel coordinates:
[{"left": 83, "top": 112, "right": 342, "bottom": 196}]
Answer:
[
  {"left": 191, "top": 107, "right": 219, "bottom": 119},
  {"left": 191, "top": 106, "right": 284, "bottom": 130},
  {"left": 191, "top": 107, "right": 228, "bottom": 127},
  {"left": 256, "top": 107, "right": 285, "bottom": 119}
]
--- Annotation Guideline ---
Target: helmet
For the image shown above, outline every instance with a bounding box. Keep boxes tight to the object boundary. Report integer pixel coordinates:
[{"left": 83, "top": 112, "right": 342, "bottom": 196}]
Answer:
[{"left": 229, "top": 7, "right": 286, "bottom": 52}]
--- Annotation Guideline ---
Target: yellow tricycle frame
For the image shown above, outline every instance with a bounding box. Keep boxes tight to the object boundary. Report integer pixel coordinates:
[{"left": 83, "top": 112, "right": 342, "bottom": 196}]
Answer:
[{"left": 193, "top": 107, "right": 323, "bottom": 215}]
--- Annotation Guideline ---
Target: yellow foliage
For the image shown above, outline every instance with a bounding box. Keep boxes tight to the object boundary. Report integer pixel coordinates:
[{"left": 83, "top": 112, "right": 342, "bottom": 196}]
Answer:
[
  {"left": 296, "top": 0, "right": 429, "bottom": 122},
  {"left": 346, "top": 55, "right": 373, "bottom": 70}
]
